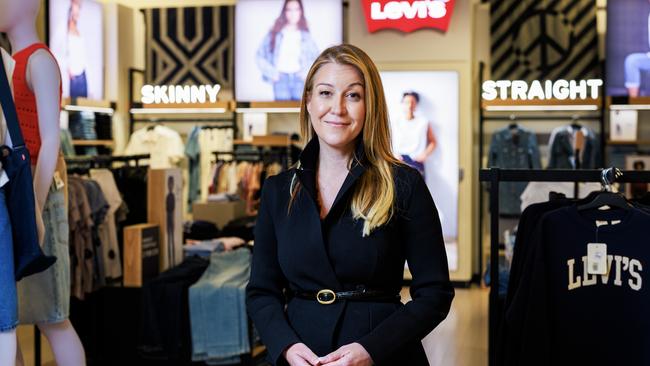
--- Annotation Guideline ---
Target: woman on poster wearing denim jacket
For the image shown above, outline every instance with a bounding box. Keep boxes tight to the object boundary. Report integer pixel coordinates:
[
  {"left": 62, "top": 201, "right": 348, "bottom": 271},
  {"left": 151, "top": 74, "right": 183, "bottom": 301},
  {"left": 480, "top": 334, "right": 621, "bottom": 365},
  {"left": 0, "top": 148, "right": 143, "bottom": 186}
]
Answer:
[{"left": 256, "top": 0, "right": 320, "bottom": 101}]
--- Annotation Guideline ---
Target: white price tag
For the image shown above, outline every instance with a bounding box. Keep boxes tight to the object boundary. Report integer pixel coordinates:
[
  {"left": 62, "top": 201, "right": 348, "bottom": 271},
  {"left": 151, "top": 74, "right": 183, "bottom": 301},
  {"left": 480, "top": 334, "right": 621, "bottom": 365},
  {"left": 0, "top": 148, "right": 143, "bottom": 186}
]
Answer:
[
  {"left": 53, "top": 171, "right": 65, "bottom": 190},
  {"left": 587, "top": 243, "right": 608, "bottom": 275}
]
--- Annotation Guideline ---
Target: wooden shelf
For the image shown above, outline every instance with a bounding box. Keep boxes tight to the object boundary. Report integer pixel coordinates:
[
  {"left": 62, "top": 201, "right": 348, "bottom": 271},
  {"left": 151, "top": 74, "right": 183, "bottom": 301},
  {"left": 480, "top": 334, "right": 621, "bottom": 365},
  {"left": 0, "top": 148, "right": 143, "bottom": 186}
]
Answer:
[
  {"left": 607, "top": 140, "right": 650, "bottom": 145},
  {"left": 72, "top": 140, "right": 115, "bottom": 147},
  {"left": 234, "top": 135, "right": 292, "bottom": 147}
]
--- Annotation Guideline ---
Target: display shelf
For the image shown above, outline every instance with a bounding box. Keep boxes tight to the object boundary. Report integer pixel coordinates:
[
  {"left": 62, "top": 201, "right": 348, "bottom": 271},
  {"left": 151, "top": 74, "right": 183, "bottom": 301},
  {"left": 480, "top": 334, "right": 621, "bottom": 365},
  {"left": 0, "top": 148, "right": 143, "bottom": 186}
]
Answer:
[
  {"left": 71, "top": 140, "right": 115, "bottom": 147},
  {"left": 482, "top": 97, "right": 601, "bottom": 111},
  {"left": 129, "top": 101, "right": 234, "bottom": 114},
  {"left": 62, "top": 98, "right": 116, "bottom": 115},
  {"left": 235, "top": 101, "right": 301, "bottom": 113},
  {"left": 607, "top": 139, "right": 650, "bottom": 145},
  {"left": 234, "top": 135, "right": 292, "bottom": 147}
]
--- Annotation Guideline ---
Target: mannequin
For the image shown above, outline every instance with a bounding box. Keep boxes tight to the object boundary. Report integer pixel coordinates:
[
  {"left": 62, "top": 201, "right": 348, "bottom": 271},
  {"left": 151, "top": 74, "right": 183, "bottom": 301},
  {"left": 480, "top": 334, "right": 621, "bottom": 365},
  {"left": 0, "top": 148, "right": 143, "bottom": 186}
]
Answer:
[{"left": 0, "top": 0, "right": 86, "bottom": 364}]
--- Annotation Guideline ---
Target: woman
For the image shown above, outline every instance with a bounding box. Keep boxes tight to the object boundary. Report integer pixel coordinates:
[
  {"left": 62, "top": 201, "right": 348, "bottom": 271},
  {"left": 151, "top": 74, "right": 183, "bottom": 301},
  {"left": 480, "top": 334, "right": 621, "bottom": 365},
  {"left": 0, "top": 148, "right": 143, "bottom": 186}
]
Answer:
[
  {"left": 67, "top": 0, "right": 88, "bottom": 98},
  {"left": 246, "top": 44, "right": 454, "bottom": 366},
  {"left": 256, "top": 0, "right": 320, "bottom": 101},
  {"left": 391, "top": 91, "right": 437, "bottom": 177}
]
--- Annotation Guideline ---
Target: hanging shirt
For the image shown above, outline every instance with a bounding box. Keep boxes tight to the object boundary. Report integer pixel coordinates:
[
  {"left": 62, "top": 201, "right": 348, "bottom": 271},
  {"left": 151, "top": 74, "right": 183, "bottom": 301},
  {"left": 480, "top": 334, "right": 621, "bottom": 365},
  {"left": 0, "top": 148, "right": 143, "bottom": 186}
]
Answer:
[
  {"left": 198, "top": 128, "right": 233, "bottom": 201},
  {"left": 514, "top": 205, "right": 650, "bottom": 365},
  {"left": 185, "top": 126, "right": 201, "bottom": 211},
  {"left": 390, "top": 115, "right": 429, "bottom": 159},
  {"left": 125, "top": 125, "right": 185, "bottom": 169},
  {"left": 488, "top": 126, "right": 542, "bottom": 215}
]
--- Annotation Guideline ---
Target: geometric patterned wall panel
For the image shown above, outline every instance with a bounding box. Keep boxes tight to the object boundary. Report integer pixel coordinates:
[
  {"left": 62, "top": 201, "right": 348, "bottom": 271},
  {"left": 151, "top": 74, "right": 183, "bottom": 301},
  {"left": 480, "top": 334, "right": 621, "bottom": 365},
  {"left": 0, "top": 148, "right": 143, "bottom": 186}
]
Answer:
[
  {"left": 490, "top": 0, "right": 599, "bottom": 81},
  {"left": 144, "top": 6, "right": 233, "bottom": 87}
]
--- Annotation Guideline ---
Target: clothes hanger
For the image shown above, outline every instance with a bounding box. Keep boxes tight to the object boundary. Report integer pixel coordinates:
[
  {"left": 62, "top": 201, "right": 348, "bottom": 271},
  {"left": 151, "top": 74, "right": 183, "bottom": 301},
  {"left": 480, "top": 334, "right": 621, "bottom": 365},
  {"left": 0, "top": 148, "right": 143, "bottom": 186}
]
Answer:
[
  {"left": 577, "top": 168, "right": 632, "bottom": 211},
  {"left": 508, "top": 114, "right": 518, "bottom": 130},
  {"left": 570, "top": 114, "right": 582, "bottom": 130}
]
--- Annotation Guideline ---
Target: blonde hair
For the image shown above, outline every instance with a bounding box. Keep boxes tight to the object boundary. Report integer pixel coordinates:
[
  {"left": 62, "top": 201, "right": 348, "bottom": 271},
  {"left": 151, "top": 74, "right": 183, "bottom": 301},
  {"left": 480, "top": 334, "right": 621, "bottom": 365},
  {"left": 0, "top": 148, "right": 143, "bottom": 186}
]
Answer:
[{"left": 290, "top": 44, "right": 401, "bottom": 236}]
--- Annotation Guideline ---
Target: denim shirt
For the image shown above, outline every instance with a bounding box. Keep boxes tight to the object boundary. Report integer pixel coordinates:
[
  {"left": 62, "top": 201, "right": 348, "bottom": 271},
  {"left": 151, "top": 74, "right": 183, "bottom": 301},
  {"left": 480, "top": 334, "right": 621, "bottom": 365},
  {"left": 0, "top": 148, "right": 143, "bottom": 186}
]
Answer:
[
  {"left": 488, "top": 126, "right": 542, "bottom": 215},
  {"left": 547, "top": 126, "right": 600, "bottom": 169},
  {"left": 255, "top": 30, "right": 320, "bottom": 83}
]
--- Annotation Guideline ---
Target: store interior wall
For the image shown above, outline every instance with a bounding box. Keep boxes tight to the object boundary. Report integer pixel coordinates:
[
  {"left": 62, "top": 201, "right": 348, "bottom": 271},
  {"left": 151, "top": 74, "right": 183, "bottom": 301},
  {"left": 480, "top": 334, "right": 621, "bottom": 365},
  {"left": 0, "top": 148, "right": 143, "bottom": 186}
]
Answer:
[
  {"left": 67, "top": 0, "right": 485, "bottom": 283},
  {"left": 348, "top": 0, "right": 478, "bottom": 282}
]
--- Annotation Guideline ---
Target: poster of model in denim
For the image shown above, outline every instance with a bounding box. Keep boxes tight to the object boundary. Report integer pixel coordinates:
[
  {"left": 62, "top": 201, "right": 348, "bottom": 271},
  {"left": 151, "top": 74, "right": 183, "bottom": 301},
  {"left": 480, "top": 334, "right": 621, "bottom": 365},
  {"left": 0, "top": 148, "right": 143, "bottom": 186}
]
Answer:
[
  {"left": 607, "top": 0, "right": 650, "bottom": 96},
  {"left": 381, "top": 71, "right": 459, "bottom": 271},
  {"left": 49, "top": 0, "right": 104, "bottom": 100},
  {"left": 235, "top": 0, "right": 342, "bottom": 102}
]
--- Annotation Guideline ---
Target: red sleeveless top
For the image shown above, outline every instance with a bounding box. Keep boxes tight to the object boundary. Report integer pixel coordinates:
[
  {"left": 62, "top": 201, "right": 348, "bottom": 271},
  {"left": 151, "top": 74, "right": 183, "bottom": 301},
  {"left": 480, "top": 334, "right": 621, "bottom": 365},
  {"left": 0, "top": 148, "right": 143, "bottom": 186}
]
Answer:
[{"left": 12, "top": 43, "right": 62, "bottom": 165}]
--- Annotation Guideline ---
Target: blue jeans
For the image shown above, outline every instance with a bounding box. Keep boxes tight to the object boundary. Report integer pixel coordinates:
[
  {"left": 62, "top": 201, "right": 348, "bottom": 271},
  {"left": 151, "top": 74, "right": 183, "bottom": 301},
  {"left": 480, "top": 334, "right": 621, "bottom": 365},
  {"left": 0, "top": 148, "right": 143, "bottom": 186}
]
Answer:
[
  {"left": 273, "top": 72, "right": 304, "bottom": 101},
  {"left": 625, "top": 53, "right": 650, "bottom": 88},
  {"left": 18, "top": 187, "right": 70, "bottom": 324},
  {"left": 189, "top": 249, "right": 251, "bottom": 364},
  {"left": 70, "top": 71, "right": 88, "bottom": 98},
  {"left": 0, "top": 188, "right": 17, "bottom": 331},
  {"left": 402, "top": 155, "right": 425, "bottom": 176}
]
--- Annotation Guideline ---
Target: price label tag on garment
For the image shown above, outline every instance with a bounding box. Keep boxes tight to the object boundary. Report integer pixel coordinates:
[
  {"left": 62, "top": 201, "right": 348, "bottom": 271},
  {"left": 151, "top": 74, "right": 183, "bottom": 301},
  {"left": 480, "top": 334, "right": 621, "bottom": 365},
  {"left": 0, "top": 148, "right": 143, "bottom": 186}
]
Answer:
[
  {"left": 53, "top": 171, "right": 65, "bottom": 190},
  {"left": 587, "top": 243, "right": 608, "bottom": 275}
]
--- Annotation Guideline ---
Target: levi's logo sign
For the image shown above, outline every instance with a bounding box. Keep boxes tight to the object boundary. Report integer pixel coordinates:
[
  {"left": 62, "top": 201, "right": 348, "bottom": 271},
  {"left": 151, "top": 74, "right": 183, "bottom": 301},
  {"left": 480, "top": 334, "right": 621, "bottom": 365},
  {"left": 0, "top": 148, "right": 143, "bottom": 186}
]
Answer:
[{"left": 361, "top": 0, "right": 456, "bottom": 33}]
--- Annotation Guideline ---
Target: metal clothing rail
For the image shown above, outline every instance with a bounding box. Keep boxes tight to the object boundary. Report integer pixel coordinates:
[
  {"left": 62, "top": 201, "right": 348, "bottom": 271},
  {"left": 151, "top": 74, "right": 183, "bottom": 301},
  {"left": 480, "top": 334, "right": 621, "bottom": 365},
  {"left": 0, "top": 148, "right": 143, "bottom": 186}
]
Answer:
[
  {"left": 479, "top": 168, "right": 650, "bottom": 366},
  {"left": 65, "top": 154, "right": 151, "bottom": 168}
]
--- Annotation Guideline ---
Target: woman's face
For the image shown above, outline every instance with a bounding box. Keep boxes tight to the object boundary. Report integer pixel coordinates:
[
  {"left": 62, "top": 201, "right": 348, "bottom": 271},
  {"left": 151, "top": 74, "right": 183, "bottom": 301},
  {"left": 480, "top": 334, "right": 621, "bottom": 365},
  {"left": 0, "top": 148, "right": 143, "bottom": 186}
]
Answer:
[
  {"left": 285, "top": 0, "right": 302, "bottom": 26},
  {"left": 307, "top": 63, "right": 365, "bottom": 151}
]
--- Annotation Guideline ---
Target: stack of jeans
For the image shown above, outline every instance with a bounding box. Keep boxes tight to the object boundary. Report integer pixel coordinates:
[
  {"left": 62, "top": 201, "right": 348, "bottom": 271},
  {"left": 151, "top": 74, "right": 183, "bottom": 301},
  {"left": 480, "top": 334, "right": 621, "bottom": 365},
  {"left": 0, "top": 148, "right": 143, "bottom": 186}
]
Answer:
[
  {"left": 189, "top": 249, "right": 252, "bottom": 365},
  {"left": 68, "top": 111, "right": 98, "bottom": 155}
]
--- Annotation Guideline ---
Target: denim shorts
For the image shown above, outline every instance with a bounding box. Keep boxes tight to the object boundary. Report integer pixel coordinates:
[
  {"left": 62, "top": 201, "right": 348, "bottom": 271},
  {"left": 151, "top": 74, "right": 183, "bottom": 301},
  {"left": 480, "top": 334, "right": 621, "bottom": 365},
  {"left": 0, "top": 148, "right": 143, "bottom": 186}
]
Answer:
[
  {"left": 17, "top": 187, "right": 70, "bottom": 324},
  {"left": 0, "top": 188, "right": 18, "bottom": 331}
]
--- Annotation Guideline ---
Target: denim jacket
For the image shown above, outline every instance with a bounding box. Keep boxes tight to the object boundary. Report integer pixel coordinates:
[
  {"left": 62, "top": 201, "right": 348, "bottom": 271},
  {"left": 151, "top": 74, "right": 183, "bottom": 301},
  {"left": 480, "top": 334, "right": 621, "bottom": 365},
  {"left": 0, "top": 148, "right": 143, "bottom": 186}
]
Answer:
[
  {"left": 547, "top": 125, "right": 600, "bottom": 169},
  {"left": 488, "top": 126, "right": 542, "bottom": 215},
  {"left": 255, "top": 30, "right": 319, "bottom": 83}
]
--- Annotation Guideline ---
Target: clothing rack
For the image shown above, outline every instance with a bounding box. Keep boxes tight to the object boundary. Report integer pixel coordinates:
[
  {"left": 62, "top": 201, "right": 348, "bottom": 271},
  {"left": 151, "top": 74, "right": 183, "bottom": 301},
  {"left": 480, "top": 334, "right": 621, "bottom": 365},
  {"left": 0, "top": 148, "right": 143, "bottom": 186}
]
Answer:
[
  {"left": 65, "top": 154, "right": 151, "bottom": 168},
  {"left": 476, "top": 61, "right": 607, "bottom": 281},
  {"left": 214, "top": 148, "right": 292, "bottom": 168},
  {"left": 479, "top": 167, "right": 650, "bottom": 366},
  {"left": 34, "top": 153, "right": 149, "bottom": 365}
]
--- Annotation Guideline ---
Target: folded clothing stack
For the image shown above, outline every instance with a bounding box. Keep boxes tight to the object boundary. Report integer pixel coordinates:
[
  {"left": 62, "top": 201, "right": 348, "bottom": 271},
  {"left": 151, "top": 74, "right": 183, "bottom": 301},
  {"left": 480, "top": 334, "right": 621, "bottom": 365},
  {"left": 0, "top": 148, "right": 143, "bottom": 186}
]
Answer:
[{"left": 183, "top": 237, "right": 246, "bottom": 258}]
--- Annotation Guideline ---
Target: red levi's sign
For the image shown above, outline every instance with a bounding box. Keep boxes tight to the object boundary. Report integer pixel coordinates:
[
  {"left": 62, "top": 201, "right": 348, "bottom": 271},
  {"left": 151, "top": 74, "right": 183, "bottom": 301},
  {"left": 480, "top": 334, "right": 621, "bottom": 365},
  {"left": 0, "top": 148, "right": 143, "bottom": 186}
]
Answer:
[{"left": 361, "top": 0, "right": 456, "bottom": 33}]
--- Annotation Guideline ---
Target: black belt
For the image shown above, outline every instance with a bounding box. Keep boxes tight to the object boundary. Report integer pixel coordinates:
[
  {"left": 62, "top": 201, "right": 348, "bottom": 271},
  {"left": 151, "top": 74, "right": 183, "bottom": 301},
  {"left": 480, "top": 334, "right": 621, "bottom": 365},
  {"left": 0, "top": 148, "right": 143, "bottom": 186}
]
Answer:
[{"left": 293, "top": 288, "right": 400, "bottom": 305}]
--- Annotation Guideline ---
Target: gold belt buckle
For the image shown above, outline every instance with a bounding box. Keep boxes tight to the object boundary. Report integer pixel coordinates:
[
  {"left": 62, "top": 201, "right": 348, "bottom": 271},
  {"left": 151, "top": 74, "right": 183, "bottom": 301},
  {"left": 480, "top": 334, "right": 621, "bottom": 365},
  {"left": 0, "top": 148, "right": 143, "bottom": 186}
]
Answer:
[{"left": 316, "top": 289, "right": 336, "bottom": 305}]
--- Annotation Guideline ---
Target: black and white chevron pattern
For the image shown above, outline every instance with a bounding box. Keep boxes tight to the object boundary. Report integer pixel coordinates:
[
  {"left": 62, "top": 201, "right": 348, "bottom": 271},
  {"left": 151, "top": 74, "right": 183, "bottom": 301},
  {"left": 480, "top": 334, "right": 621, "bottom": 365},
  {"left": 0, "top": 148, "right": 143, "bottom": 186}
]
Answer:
[
  {"left": 490, "top": 0, "right": 599, "bottom": 81},
  {"left": 144, "top": 6, "right": 233, "bottom": 87}
]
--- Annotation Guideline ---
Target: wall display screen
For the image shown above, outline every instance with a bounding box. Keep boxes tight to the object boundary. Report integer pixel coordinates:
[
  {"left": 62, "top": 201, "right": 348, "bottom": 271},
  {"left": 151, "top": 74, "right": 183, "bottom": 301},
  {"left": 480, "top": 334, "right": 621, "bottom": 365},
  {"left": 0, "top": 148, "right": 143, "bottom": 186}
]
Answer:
[
  {"left": 235, "top": 0, "right": 343, "bottom": 102},
  {"left": 606, "top": 0, "right": 650, "bottom": 97},
  {"left": 380, "top": 71, "right": 459, "bottom": 270},
  {"left": 49, "top": 0, "right": 104, "bottom": 100}
]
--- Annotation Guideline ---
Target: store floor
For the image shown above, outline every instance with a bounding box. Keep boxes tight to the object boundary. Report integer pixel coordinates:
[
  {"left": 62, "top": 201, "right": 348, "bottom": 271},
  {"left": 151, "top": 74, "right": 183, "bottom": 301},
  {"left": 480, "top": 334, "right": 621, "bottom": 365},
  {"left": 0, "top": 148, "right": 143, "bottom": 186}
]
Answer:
[{"left": 17, "top": 287, "right": 487, "bottom": 366}]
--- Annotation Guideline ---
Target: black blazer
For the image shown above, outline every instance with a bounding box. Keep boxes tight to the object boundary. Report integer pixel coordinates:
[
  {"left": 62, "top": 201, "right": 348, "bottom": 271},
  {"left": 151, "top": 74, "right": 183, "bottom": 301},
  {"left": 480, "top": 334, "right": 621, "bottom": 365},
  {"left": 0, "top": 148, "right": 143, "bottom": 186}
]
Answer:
[{"left": 246, "top": 139, "right": 454, "bottom": 366}]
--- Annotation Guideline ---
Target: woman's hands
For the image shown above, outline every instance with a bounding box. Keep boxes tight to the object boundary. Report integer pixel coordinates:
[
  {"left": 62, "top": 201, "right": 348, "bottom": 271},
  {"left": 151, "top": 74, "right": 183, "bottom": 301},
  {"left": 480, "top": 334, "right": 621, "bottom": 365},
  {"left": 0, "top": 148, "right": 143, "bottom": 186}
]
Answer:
[
  {"left": 284, "top": 343, "right": 321, "bottom": 366},
  {"left": 284, "top": 342, "right": 373, "bottom": 366},
  {"left": 318, "top": 343, "right": 373, "bottom": 366}
]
